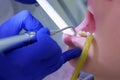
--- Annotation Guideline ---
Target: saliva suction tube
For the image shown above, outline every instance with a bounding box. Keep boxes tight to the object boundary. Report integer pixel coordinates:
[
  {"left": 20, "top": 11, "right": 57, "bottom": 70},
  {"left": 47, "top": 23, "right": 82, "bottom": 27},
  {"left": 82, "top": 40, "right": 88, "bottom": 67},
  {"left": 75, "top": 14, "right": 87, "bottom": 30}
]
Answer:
[{"left": 71, "top": 33, "right": 94, "bottom": 80}]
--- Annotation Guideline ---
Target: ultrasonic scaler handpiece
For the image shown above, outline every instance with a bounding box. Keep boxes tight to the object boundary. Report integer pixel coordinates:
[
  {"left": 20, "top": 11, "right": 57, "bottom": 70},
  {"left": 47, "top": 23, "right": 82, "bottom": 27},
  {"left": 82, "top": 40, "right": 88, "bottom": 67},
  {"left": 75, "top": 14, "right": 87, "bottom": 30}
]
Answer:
[{"left": 0, "top": 26, "right": 76, "bottom": 53}]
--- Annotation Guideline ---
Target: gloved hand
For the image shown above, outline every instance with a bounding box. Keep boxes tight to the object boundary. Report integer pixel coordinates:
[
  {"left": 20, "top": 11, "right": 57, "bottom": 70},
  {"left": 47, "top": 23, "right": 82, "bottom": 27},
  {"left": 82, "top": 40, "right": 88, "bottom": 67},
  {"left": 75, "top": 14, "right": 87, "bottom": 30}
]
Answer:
[
  {"left": 15, "top": 0, "right": 37, "bottom": 4},
  {"left": 0, "top": 10, "right": 82, "bottom": 80}
]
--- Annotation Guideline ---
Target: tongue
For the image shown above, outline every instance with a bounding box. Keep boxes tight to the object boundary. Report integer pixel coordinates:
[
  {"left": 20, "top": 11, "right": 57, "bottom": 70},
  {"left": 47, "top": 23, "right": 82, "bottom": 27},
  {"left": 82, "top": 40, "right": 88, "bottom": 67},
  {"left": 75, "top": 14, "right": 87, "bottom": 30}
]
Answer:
[{"left": 76, "top": 11, "right": 96, "bottom": 33}]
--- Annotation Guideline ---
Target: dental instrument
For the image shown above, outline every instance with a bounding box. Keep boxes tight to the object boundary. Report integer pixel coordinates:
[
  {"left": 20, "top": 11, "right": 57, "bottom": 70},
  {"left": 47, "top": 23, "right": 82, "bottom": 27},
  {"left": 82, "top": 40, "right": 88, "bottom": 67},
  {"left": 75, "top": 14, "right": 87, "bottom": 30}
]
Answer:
[
  {"left": 0, "top": 26, "right": 75, "bottom": 53},
  {"left": 36, "top": 0, "right": 75, "bottom": 35}
]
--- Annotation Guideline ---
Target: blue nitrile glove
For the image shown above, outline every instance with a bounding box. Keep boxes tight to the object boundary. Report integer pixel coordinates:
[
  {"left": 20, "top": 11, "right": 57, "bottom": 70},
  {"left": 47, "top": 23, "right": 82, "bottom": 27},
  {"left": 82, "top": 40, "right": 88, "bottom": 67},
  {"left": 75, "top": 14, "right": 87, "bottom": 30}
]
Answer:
[
  {"left": 15, "top": 0, "right": 37, "bottom": 4},
  {"left": 0, "top": 10, "right": 82, "bottom": 80}
]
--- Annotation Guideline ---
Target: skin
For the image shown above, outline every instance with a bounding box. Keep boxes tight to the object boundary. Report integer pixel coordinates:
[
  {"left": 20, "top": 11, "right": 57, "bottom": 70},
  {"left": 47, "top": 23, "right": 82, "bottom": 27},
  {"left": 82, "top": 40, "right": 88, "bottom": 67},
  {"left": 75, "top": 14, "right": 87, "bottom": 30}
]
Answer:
[{"left": 62, "top": 0, "right": 120, "bottom": 80}]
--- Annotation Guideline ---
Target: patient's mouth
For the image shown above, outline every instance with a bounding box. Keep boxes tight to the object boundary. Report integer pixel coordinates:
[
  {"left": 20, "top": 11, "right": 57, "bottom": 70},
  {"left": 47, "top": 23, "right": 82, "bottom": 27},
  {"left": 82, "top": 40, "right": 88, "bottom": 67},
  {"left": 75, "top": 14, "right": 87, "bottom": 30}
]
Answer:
[
  {"left": 62, "top": 5, "right": 96, "bottom": 47},
  {"left": 76, "top": 6, "right": 96, "bottom": 35}
]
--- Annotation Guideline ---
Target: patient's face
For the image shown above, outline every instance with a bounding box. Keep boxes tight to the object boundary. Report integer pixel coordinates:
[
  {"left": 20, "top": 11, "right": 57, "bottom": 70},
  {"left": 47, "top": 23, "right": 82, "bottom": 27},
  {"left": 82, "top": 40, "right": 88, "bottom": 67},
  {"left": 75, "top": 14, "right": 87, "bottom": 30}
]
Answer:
[{"left": 63, "top": 0, "right": 120, "bottom": 79}]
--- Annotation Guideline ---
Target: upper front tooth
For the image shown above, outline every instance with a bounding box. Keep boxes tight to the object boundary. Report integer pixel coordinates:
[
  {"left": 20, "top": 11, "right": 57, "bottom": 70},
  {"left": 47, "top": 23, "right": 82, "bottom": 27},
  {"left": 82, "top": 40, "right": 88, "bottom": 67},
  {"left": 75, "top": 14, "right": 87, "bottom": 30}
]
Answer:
[
  {"left": 88, "top": 6, "right": 93, "bottom": 14},
  {"left": 77, "top": 31, "right": 88, "bottom": 37},
  {"left": 77, "top": 31, "right": 94, "bottom": 37}
]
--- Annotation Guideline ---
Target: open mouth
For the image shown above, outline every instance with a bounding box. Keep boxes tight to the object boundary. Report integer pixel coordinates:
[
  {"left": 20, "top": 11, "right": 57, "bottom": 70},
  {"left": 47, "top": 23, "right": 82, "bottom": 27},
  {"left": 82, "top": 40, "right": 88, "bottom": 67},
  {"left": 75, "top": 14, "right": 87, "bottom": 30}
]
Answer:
[
  {"left": 62, "top": 4, "right": 96, "bottom": 47},
  {"left": 76, "top": 6, "right": 96, "bottom": 35}
]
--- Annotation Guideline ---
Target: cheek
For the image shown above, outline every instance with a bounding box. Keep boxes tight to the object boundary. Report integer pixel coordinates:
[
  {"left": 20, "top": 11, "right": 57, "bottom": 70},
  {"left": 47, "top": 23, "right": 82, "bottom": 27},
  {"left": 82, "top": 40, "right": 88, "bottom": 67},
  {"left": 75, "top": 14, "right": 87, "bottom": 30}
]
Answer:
[
  {"left": 82, "top": 32, "right": 120, "bottom": 77},
  {"left": 81, "top": 0, "right": 120, "bottom": 77},
  {"left": 93, "top": 32, "right": 120, "bottom": 77},
  {"left": 92, "top": 0, "right": 113, "bottom": 26},
  {"left": 96, "top": 5, "right": 120, "bottom": 66},
  {"left": 84, "top": 2, "right": 120, "bottom": 76},
  {"left": 93, "top": 0, "right": 120, "bottom": 70},
  {"left": 93, "top": 13, "right": 120, "bottom": 75}
]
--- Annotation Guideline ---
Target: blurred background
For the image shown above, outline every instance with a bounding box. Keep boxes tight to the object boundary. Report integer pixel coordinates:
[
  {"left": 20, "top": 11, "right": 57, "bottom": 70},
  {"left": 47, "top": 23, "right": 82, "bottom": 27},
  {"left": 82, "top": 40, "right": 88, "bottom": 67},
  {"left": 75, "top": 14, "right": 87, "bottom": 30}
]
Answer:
[{"left": 1, "top": 0, "right": 87, "bottom": 80}]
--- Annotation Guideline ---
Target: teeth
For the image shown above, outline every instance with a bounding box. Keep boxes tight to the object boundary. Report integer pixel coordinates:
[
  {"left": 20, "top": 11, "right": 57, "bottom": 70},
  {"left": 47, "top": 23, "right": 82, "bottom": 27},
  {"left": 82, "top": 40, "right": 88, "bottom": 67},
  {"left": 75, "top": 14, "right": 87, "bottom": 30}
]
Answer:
[
  {"left": 77, "top": 31, "right": 94, "bottom": 37},
  {"left": 86, "top": 32, "right": 91, "bottom": 36},
  {"left": 88, "top": 6, "right": 93, "bottom": 14}
]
